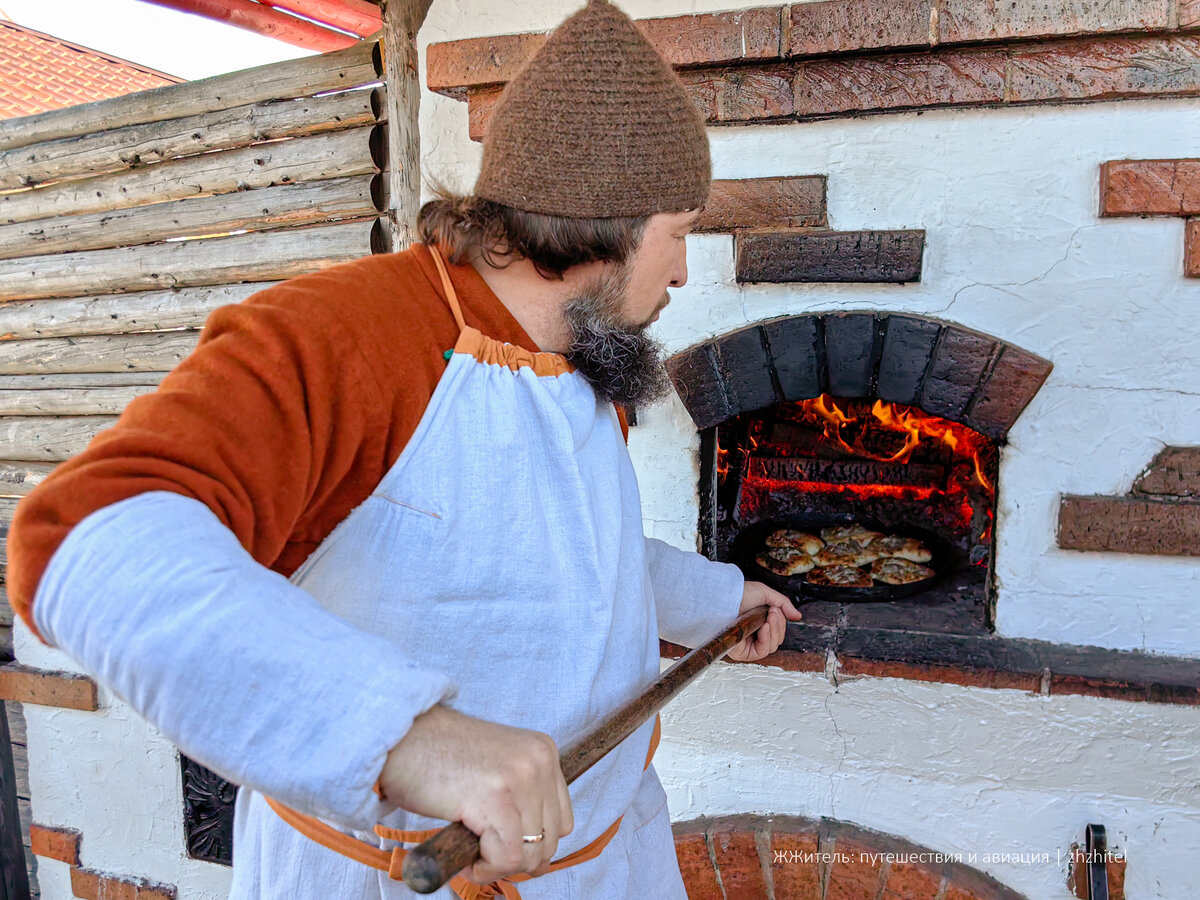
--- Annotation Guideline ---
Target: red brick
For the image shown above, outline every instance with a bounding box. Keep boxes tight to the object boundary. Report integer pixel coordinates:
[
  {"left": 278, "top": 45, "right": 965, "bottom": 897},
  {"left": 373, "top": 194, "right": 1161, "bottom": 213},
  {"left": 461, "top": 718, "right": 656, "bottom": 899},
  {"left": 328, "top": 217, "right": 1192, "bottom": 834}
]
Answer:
[
  {"left": 1008, "top": 36, "right": 1200, "bottom": 103},
  {"left": 1186, "top": 219, "right": 1200, "bottom": 277},
  {"left": 70, "top": 868, "right": 176, "bottom": 900},
  {"left": 425, "top": 32, "right": 546, "bottom": 96},
  {"left": 771, "top": 830, "right": 821, "bottom": 899},
  {"left": 0, "top": 663, "right": 97, "bottom": 711},
  {"left": 673, "top": 832, "right": 722, "bottom": 900},
  {"left": 792, "top": 48, "right": 1006, "bottom": 118},
  {"left": 466, "top": 85, "right": 503, "bottom": 142},
  {"left": 939, "top": 0, "right": 1170, "bottom": 44},
  {"left": 881, "top": 861, "right": 942, "bottom": 900},
  {"left": 696, "top": 176, "right": 826, "bottom": 232},
  {"left": 838, "top": 657, "right": 1043, "bottom": 692},
  {"left": 1108, "top": 853, "right": 1127, "bottom": 900},
  {"left": 1134, "top": 446, "right": 1200, "bottom": 496},
  {"left": 710, "top": 825, "right": 768, "bottom": 900},
  {"left": 30, "top": 824, "right": 81, "bottom": 866},
  {"left": 752, "top": 648, "right": 827, "bottom": 673},
  {"left": 681, "top": 66, "right": 794, "bottom": 123},
  {"left": 1072, "top": 845, "right": 1127, "bottom": 900},
  {"left": 427, "top": 7, "right": 783, "bottom": 98},
  {"left": 1049, "top": 674, "right": 1200, "bottom": 705},
  {"left": 1101, "top": 159, "right": 1200, "bottom": 216},
  {"left": 638, "top": 8, "right": 784, "bottom": 67},
  {"left": 1058, "top": 494, "right": 1200, "bottom": 556},
  {"left": 827, "top": 837, "right": 884, "bottom": 900},
  {"left": 789, "top": 0, "right": 934, "bottom": 56},
  {"left": 1183, "top": 0, "right": 1200, "bottom": 29}
]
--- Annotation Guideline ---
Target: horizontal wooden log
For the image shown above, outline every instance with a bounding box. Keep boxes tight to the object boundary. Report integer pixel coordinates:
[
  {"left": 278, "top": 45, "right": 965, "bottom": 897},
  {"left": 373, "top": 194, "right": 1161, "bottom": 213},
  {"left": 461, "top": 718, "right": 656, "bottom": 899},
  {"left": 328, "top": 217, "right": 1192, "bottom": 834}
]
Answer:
[
  {"left": 0, "top": 125, "right": 381, "bottom": 226},
  {"left": 0, "top": 497, "right": 14, "bottom": 527},
  {"left": 0, "top": 220, "right": 376, "bottom": 301},
  {"left": 0, "top": 373, "right": 166, "bottom": 389},
  {"left": 0, "top": 332, "right": 200, "bottom": 375},
  {"left": 0, "top": 387, "right": 155, "bottom": 416},
  {"left": 0, "top": 417, "right": 117, "bottom": 462},
  {"left": 0, "top": 88, "right": 384, "bottom": 190},
  {"left": 0, "top": 462, "right": 55, "bottom": 497},
  {"left": 0, "top": 41, "right": 379, "bottom": 153},
  {"left": 0, "top": 175, "right": 381, "bottom": 260},
  {"left": 0, "top": 283, "right": 272, "bottom": 340}
]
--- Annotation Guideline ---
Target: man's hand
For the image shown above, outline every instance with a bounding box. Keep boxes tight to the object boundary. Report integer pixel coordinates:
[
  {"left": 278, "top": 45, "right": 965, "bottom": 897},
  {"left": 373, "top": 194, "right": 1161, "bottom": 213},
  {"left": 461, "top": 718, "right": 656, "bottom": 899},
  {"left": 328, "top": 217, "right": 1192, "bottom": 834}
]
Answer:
[
  {"left": 725, "top": 581, "right": 803, "bottom": 662},
  {"left": 378, "top": 704, "right": 573, "bottom": 885}
]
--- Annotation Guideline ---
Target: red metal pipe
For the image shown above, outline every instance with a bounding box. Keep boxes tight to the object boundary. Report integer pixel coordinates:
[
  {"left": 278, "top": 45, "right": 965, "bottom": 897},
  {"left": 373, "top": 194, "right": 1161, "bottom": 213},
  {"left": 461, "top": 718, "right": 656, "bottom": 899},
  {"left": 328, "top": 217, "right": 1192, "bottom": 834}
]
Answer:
[
  {"left": 139, "top": 0, "right": 361, "bottom": 52},
  {"left": 258, "top": 0, "right": 381, "bottom": 38}
]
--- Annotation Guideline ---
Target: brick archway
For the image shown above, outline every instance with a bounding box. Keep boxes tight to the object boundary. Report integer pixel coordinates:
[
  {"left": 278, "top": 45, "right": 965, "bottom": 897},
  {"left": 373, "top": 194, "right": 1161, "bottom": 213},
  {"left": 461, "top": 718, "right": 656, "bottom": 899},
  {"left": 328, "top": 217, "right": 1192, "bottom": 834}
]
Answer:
[
  {"left": 664, "top": 314, "right": 1052, "bottom": 441},
  {"left": 672, "top": 814, "right": 1031, "bottom": 900}
]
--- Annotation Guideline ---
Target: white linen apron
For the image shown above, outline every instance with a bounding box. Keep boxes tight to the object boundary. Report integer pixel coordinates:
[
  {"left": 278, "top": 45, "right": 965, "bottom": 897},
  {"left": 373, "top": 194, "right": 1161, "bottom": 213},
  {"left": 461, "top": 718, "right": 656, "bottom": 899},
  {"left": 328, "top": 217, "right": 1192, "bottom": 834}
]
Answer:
[{"left": 229, "top": 245, "right": 689, "bottom": 899}]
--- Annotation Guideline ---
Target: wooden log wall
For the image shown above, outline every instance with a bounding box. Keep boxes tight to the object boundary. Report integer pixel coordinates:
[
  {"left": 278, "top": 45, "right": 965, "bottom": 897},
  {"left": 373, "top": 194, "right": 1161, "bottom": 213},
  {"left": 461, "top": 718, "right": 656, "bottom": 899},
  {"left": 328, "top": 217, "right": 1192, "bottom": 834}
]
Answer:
[{"left": 0, "top": 40, "right": 392, "bottom": 582}]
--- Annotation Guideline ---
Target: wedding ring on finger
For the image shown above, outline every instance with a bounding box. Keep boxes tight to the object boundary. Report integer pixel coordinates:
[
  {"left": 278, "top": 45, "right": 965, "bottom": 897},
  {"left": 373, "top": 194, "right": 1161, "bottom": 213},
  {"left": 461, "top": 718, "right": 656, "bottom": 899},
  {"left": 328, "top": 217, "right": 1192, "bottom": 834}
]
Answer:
[{"left": 521, "top": 832, "right": 545, "bottom": 844}]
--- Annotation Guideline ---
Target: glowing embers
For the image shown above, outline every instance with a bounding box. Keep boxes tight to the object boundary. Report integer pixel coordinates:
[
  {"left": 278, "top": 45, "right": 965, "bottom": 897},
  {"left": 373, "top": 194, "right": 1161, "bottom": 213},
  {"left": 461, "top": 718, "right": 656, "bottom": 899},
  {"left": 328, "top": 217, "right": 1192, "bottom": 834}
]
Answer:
[
  {"left": 742, "top": 393, "right": 996, "bottom": 496},
  {"left": 710, "top": 394, "right": 998, "bottom": 580}
]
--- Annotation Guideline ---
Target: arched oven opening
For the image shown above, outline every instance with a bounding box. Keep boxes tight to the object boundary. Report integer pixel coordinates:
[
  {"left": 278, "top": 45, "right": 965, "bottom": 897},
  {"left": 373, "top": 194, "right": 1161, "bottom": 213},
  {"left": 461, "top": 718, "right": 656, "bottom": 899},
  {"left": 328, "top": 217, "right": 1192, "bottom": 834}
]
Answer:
[{"left": 668, "top": 313, "right": 1051, "bottom": 635}]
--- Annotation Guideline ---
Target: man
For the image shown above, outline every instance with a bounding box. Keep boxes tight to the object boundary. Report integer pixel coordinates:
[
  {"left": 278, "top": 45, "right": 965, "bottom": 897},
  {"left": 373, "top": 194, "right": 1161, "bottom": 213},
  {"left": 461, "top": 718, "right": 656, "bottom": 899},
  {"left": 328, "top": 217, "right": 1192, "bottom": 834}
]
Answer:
[{"left": 6, "top": 1, "right": 800, "bottom": 897}]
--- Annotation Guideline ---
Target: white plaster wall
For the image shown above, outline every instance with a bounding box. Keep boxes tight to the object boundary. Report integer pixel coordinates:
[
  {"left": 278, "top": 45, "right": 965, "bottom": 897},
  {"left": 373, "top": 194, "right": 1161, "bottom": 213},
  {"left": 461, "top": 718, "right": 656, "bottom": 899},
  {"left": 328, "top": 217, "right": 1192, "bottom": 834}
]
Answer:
[
  {"left": 18, "top": 4, "right": 1200, "bottom": 899},
  {"left": 15, "top": 621, "right": 233, "bottom": 899},
  {"left": 657, "top": 660, "right": 1200, "bottom": 900},
  {"left": 420, "top": 1, "right": 1200, "bottom": 659},
  {"left": 416, "top": 4, "right": 1200, "bottom": 900}
]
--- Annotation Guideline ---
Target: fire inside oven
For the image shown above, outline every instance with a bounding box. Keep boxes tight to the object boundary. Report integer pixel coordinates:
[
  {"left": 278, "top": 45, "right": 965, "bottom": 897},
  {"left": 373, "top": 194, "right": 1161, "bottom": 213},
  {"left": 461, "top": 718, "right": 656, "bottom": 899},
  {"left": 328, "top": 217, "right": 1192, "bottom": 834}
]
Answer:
[{"left": 700, "top": 393, "right": 999, "bottom": 629}]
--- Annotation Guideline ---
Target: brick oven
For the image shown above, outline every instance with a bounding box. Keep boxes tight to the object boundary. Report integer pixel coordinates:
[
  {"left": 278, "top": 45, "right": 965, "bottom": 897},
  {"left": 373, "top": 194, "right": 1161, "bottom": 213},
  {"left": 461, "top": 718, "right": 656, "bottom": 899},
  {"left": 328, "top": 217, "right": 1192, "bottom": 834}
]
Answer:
[
  {"left": 418, "top": 2, "right": 1200, "bottom": 897},
  {"left": 669, "top": 313, "right": 1050, "bottom": 638},
  {"left": 8, "top": 3, "right": 1200, "bottom": 900}
]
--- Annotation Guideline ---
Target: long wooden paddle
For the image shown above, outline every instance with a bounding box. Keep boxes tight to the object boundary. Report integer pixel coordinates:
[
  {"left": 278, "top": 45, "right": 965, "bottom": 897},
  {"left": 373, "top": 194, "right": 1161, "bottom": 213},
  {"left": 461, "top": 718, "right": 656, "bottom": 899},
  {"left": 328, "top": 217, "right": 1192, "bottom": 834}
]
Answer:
[{"left": 401, "top": 605, "right": 772, "bottom": 894}]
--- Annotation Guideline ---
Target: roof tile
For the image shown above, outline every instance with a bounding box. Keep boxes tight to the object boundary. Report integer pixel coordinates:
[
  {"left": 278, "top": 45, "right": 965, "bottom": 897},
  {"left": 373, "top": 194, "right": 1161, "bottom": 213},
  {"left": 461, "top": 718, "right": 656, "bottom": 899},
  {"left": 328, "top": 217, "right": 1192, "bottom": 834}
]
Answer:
[{"left": 0, "top": 20, "right": 182, "bottom": 120}]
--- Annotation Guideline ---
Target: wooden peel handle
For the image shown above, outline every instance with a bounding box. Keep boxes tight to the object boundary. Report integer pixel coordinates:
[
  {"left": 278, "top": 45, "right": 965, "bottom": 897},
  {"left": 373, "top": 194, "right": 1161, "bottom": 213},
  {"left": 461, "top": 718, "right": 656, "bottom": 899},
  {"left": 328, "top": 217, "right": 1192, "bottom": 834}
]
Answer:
[{"left": 401, "top": 605, "right": 771, "bottom": 894}]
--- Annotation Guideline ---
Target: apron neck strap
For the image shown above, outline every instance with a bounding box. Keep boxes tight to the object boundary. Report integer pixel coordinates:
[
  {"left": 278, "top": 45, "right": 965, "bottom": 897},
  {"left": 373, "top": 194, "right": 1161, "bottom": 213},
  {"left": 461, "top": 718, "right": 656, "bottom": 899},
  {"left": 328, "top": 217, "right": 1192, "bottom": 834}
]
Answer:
[{"left": 428, "top": 243, "right": 468, "bottom": 332}]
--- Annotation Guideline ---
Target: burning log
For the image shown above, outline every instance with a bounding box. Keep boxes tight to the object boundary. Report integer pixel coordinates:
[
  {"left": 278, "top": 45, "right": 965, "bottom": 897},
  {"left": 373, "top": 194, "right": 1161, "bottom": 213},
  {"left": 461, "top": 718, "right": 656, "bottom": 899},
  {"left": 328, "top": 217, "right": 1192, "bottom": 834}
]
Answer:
[{"left": 747, "top": 456, "right": 946, "bottom": 490}]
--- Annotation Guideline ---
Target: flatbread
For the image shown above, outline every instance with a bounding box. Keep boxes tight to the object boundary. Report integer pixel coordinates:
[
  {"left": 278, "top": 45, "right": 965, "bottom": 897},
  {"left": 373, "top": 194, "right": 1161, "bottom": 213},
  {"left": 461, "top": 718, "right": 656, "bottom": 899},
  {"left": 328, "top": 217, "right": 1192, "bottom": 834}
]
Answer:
[
  {"left": 820, "top": 524, "right": 884, "bottom": 548},
  {"left": 807, "top": 565, "right": 872, "bottom": 588},
  {"left": 868, "top": 534, "right": 933, "bottom": 564},
  {"left": 765, "top": 529, "right": 824, "bottom": 556},
  {"left": 815, "top": 540, "right": 880, "bottom": 568},
  {"left": 755, "top": 547, "right": 816, "bottom": 576},
  {"left": 869, "top": 557, "right": 935, "bottom": 585}
]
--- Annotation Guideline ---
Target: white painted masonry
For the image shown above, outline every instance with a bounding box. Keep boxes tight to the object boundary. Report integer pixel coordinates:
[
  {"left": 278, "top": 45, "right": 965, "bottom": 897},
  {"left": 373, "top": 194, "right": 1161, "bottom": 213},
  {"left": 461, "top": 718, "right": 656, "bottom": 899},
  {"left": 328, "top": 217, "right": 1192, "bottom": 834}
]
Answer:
[
  {"left": 418, "top": 3, "right": 1200, "bottom": 899},
  {"left": 14, "top": 2, "right": 1200, "bottom": 899}
]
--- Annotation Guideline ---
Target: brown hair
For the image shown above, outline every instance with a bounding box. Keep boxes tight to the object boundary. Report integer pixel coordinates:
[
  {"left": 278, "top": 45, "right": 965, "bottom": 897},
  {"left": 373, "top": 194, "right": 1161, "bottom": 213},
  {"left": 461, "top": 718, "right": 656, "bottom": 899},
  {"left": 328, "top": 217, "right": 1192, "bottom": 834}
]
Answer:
[{"left": 415, "top": 181, "right": 650, "bottom": 281}]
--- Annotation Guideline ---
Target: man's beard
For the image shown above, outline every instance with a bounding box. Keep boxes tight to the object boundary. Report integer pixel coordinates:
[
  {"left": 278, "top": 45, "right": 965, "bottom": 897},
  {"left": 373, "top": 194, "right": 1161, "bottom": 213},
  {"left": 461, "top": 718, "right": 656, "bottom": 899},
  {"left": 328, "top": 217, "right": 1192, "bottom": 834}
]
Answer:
[{"left": 562, "top": 264, "right": 671, "bottom": 409}]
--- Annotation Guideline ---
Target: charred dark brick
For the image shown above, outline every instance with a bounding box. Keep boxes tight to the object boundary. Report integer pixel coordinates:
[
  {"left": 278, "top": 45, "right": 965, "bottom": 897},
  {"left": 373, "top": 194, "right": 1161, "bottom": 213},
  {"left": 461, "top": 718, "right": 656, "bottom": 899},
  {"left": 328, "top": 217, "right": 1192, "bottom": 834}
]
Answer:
[
  {"left": 919, "top": 327, "right": 997, "bottom": 422},
  {"left": 877, "top": 315, "right": 941, "bottom": 405},
  {"left": 823, "top": 313, "right": 880, "bottom": 399},
  {"left": 714, "top": 326, "right": 777, "bottom": 415},
  {"left": 736, "top": 231, "right": 925, "bottom": 283},
  {"left": 763, "top": 315, "right": 822, "bottom": 400},
  {"left": 963, "top": 344, "right": 1052, "bottom": 441},
  {"left": 666, "top": 343, "right": 734, "bottom": 430}
]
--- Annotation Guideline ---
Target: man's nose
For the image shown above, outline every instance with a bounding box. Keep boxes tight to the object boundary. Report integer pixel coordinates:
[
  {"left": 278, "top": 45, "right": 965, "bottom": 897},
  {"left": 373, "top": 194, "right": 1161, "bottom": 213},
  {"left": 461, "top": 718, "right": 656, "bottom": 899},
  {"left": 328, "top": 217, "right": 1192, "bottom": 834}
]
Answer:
[{"left": 670, "top": 244, "right": 689, "bottom": 288}]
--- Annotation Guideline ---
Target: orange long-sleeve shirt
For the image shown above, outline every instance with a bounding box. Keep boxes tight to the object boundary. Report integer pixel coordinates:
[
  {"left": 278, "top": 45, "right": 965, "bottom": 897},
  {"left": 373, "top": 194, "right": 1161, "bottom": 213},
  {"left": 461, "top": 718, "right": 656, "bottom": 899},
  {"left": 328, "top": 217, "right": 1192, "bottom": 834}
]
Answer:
[{"left": 6, "top": 243, "right": 567, "bottom": 640}]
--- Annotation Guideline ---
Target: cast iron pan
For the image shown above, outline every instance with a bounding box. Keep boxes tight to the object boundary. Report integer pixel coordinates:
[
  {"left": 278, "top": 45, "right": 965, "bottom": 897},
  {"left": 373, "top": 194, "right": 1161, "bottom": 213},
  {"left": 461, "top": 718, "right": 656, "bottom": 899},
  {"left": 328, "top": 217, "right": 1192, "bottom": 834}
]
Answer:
[{"left": 731, "top": 516, "right": 953, "bottom": 602}]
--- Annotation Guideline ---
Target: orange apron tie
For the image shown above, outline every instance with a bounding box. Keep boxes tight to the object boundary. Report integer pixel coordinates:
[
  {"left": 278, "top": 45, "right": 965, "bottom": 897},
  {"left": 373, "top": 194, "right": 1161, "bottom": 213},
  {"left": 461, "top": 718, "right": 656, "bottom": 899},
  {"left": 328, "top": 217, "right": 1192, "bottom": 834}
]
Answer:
[{"left": 265, "top": 713, "right": 661, "bottom": 900}]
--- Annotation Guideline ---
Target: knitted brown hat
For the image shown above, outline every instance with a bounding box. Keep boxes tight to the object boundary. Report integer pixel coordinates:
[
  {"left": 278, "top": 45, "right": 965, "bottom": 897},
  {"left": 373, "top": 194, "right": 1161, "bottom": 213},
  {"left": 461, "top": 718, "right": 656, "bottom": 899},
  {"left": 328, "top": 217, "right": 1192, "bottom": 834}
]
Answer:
[{"left": 473, "top": 0, "right": 710, "bottom": 219}]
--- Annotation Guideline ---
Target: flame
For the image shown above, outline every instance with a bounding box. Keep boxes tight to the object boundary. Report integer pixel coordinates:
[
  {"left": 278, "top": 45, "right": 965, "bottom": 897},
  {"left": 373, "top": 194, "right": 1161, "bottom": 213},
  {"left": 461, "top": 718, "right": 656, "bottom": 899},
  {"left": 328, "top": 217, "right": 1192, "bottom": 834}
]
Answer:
[{"left": 788, "top": 393, "right": 993, "bottom": 493}]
